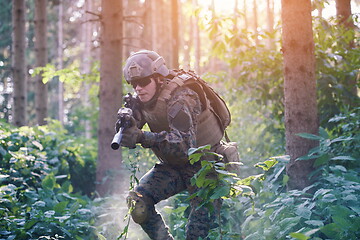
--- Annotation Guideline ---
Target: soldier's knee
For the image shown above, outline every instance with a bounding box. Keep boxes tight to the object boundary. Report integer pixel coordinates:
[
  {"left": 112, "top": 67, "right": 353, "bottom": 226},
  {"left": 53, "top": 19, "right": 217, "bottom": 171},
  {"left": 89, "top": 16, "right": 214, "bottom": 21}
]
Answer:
[{"left": 126, "top": 191, "right": 151, "bottom": 224}]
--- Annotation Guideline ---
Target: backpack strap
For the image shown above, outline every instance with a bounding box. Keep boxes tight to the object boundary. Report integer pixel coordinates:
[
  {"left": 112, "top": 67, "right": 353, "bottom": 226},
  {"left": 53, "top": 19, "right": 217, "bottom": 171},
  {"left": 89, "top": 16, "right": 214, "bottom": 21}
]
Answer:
[
  {"left": 224, "top": 131, "right": 231, "bottom": 142},
  {"left": 158, "top": 76, "right": 185, "bottom": 102}
]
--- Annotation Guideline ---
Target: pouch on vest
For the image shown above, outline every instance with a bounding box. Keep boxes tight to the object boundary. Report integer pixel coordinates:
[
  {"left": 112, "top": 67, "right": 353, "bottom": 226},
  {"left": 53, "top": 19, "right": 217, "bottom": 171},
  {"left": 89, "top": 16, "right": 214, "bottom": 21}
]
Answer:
[{"left": 214, "top": 141, "right": 241, "bottom": 174}]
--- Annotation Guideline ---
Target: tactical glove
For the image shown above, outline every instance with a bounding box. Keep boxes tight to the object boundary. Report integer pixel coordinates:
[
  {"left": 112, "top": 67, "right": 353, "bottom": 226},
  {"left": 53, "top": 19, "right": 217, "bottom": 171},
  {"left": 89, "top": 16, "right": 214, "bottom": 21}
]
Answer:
[{"left": 121, "top": 117, "right": 143, "bottom": 149}]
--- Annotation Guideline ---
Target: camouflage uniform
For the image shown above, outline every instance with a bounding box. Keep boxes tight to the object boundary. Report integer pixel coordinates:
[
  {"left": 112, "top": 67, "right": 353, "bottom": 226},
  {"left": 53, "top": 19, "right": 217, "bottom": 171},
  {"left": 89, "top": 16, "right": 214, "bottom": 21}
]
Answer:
[{"left": 129, "top": 87, "right": 221, "bottom": 240}]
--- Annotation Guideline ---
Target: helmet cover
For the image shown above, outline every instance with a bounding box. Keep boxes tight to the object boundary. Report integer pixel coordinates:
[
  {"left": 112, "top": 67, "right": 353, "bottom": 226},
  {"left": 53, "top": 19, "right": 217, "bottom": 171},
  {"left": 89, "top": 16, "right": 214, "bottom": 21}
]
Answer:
[{"left": 123, "top": 50, "right": 169, "bottom": 83}]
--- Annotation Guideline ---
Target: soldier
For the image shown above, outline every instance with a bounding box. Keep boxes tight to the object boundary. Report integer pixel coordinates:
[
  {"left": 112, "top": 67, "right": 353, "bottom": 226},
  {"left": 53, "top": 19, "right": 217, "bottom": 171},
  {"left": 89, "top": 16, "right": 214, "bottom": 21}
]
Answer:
[{"left": 118, "top": 50, "right": 238, "bottom": 239}]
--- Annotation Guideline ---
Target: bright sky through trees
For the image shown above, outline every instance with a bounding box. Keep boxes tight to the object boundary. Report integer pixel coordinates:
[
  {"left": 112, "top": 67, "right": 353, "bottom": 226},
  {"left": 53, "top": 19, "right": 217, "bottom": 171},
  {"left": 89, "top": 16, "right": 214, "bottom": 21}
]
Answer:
[{"left": 196, "top": 0, "right": 359, "bottom": 19}]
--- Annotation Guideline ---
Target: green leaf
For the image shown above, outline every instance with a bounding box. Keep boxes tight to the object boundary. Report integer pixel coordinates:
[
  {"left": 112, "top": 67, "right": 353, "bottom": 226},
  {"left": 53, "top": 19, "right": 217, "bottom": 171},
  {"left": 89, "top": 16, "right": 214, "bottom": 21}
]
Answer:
[
  {"left": 330, "top": 156, "right": 355, "bottom": 161},
  {"left": 332, "top": 215, "right": 351, "bottom": 229},
  {"left": 305, "top": 220, "right": 324, "bottom": 227},
  {"left": 296, "top": 133, "right": 323, "bottom": 140},
  {"left": 189, "top": 153, "right": 202, "bottom": 164},
  {"left": 188, "top": 145, "right": 210, "bottom": 156},
  {"left": 313, "top": 188, "right": 331, "bottom": 200},
  {"left": 283, "top": 174, "right": 289, "bottom": 185},
  {"left": 320, "top": 223, "right": 340, "bottom": 238},
  {"left": 321, "top": 194, "right": 337, "bottom": 203},
  {"left": 330, "top": 136, "right": 353, "bottom": 143},
  {"left": 314, "top": 154, "right": 330, "bottom": 167},
  {"left": 0, "top": 145, "right": 7, "bottom": 156},
  {"left": 69, "top": 201, "right": 80, "bottom": 214},
  {"left": 42, "top": 173, "right": 56, "bottom": 190},
  {"left": 304, "top": 228, "right": 320, "bottom": 236},
  {"left": 295, "top": 205, "right": 312, "bottom": 219},
  {"left": 215, "top": 169, "right": 231, "bottom": 175},
  {"left": 255, "top": 159, "right": 277, "bottom": 171},
  {"left": 210, "top": 185, "right": 230, "bottom": 199},
  {"left": 31, "top": 140, "right": 43, "bottom": 150},
  {"left": 289, "top": 232, "right": 309, "bottom": 240},
  {"left": 54, "top": 201, "right": 69, "bottom": 214},
  {"left": 24, "top": 219, "right": 37, "bottom": 230},
  {"left": 318, "top": 127, "right": 329, "bottom": 139},
  {"left": 297, "top": 155, "right": 319, "bottom": 161}
]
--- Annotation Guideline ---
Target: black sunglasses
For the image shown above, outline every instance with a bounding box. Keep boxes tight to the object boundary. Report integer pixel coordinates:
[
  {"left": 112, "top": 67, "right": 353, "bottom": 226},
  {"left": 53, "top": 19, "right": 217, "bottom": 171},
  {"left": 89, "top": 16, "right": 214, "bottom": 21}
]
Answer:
[{"left": 131, "top": 77, "right": 152, "bottom": 88}]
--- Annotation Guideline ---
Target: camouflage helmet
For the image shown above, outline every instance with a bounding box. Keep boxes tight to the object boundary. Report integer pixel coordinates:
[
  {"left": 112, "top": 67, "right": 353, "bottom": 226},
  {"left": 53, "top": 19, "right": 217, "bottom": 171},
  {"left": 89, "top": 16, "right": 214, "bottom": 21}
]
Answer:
[{"left": 123, "top": 50, "right": 169, "bottom": 83}]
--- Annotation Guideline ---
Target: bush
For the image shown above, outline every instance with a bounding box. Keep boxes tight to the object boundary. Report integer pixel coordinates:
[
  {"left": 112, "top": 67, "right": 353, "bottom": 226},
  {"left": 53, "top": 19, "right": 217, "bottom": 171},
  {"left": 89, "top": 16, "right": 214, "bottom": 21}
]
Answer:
[
  {"left": 0, "top": 120, "right": 97, "bottom": 239},
  {"left": 161, "top": 108, "right": 360, "bottom": 240},
  {"left": 239, "top": 108, "right": 360, "bottom": 240}
]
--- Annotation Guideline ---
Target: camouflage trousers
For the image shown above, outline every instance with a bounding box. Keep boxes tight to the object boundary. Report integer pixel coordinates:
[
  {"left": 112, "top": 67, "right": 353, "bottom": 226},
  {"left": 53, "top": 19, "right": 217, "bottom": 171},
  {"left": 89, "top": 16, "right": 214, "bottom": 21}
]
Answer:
[{"left": 129, "top": 162, "right": 221, "bottom": 240}]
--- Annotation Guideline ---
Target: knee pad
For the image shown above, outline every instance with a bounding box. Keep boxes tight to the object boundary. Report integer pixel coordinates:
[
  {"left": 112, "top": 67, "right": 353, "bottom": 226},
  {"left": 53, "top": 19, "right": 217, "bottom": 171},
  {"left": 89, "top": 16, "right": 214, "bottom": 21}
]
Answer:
[{"left": 126, "top": 191, "right": 150, "bottom": 224}]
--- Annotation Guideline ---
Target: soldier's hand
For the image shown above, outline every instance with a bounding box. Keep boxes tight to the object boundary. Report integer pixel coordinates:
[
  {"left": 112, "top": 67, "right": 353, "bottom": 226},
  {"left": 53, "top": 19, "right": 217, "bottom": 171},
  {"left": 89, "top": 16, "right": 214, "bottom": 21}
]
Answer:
[
  {"left": 121, "top": 118, "right": 143, "bottom": 149},
  {"left": 115, "top": 107, "right": 134, "bottom": 132}
]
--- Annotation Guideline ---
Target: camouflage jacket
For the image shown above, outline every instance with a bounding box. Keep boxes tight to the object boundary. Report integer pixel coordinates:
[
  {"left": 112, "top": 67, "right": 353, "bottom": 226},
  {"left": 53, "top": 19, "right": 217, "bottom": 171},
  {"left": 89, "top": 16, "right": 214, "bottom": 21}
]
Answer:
[{"left": 138, "top": 87, "right": 202, "bottom": 163}]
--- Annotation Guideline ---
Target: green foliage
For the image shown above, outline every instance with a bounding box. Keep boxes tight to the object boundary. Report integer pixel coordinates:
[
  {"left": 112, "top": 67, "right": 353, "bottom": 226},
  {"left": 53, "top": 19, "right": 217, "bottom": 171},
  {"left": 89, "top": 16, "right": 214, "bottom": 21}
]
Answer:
[
  {"left": 0, "top": 1, "right": 12, "bottom": 122},
  {"left": 160, "top": 107, "right": 359, "bottom": 240},
  {"left": 202, "top": 72, "right": 285, "bottom": 178},
  {"left": 203, "top": 10, "right": 359, "bottom": 159},
  {"left": 31, "top": 62, "right": 100, "bottom": 137},
  {"left": 178, "top": 145, "right": 254, "bottom": 239},
  {"left": 0, "top": 121, "right": 97, "bottom": 239},
  {"left": 314, "top": 17, "right": 360, "bottom": 127},
  {"left": 239, "top": 110, "right": 360, "bottom": 240},
  {"left": 92, "top": 148, "right": 156, "bottom": 240}
]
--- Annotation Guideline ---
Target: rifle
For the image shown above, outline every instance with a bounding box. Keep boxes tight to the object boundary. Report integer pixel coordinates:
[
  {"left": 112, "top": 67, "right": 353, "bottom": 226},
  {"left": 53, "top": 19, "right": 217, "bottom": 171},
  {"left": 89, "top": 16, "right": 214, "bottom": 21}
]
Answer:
[
  {"left": 111, "top": 107, "right": 133, "bottom": 150},
  {"left": 111, "top": 93, "right": 140, "bottom": 150}
]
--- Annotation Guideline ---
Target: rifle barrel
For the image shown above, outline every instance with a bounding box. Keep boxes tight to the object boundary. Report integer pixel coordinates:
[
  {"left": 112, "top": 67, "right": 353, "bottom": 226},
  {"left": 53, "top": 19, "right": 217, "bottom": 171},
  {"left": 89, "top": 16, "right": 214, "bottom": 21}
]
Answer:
[{"left": 111, "top": 127, "right": 124, "bottom": 150}]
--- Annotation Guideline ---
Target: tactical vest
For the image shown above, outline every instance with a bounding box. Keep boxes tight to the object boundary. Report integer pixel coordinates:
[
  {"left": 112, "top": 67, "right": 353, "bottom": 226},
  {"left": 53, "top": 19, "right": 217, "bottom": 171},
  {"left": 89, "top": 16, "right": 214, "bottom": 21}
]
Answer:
[{"left": 141, "top": 71, "right": 230, "bottom": 165}]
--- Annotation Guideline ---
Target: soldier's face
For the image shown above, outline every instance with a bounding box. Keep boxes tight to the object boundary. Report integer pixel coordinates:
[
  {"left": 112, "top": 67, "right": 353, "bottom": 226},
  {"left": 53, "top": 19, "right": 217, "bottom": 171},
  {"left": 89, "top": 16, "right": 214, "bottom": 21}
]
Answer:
[{"left": 133, "top": 77, "right": 157, "bottom": 102}]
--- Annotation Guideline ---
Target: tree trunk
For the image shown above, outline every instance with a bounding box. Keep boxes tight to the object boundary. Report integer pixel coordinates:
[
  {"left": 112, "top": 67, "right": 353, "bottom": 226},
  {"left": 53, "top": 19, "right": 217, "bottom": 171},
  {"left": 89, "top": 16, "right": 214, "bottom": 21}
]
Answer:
[
  {"left": 157, "top": 0, "right": 171, "bottom": 65},
  {"left": 171, "top": 0, "right": 179, "bottom": 69},
  {"left": 34, "top": 0, "right": 48, "bottom": 126},
  {"left": 58, "top": 0, "right": 64, "bottom": 124},
  {"left": 233, "top": 0, "right": 238, "bottom": 31},
  {"left": 336, "top": 0, "right": 352, "bottom": 27},
  {"left": 82, "top": 0, "right": 92, "bottom": 138},
  {"left": 193, "top": 0, "right": 201, "bottom": 73},
  {"left": 151, "top": 0, "right": 157, "bottom": 50},
  {"left": 142, "top": 0, "right": 153, "bottom": 49},
  {"left": 267, "top": 0, "right": 275, "bottom": 49},
  {"left": 253, "top": 0, "right": 259, "bottom": 45},
  {"left": 281, "top": 0, "right": 319, "bottom": 190},
  {"left": 182, "top": 0, "right": 191, "bottom": 69},
  {"left": 243, "top": 0, "right": 249, "bottom": 31},
  {"left": 97, "top": 0, "right": 124, "bottom": 196},
  {"left": 12, "top": 0, "right": 27, "bottom": 127}
]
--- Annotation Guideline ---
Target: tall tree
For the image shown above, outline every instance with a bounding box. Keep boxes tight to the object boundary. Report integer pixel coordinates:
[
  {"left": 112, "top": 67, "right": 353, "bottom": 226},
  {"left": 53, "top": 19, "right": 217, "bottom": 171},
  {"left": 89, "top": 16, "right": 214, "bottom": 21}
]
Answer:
[
  {"left": 243, "top": 0, "right": 249, "bottom": 31},
  {"left": 97, "top": 0, "right": 124, "bottom": 196},
  {"left": 233, "top": 0, "right": 238, "bottom": 31},
  {"left": 253, "top": 0, "right": 259, "bottom": 45},
  {"left": 34, "top": 0, "right": 48, "bottom": 125},
  {"left": 281, "top": 0, "right": 319, "bottom": 190},
  {"left": 336, "top": 0, "right": 353, "bottom": 27},
  {"left": 171, "top": 0, "right": 179, "bottom": 69},
  {"left": 0, "top": 2, "right": 12, "bottom": 122},
  {"left": 81, "top": 0, "right": 93, "bottom": 138},
  {"left": 57, "top": 0, "right": 64, "bottom": 124},
  {"left": 12, "top": 0, "right": 27, "bottom": 126},
  {"left": 266, "top": 0, "right": 275, "bottom": 49},
  {"left": 142, "top": 0, "right": 153, "bottom": 49},
  {"left": 193, "top": 0, "right": 201, "bottom": 73}
]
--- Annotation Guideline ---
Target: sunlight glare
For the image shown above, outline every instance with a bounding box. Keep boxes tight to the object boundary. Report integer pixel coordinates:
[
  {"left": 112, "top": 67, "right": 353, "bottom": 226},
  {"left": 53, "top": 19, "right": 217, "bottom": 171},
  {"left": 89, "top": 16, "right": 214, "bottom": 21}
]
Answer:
[{"left": 198, "top": 0, "right": 236, "bottom": 13}]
